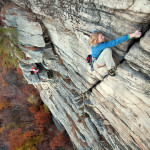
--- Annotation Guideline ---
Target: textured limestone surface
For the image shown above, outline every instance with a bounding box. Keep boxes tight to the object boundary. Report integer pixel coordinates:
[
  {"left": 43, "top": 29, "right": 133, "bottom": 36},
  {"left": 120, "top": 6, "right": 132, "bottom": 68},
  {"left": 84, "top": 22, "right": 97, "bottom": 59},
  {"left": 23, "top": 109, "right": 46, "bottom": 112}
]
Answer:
[{"left": 3, "top": 0, "right": 150, "bottom": 150}]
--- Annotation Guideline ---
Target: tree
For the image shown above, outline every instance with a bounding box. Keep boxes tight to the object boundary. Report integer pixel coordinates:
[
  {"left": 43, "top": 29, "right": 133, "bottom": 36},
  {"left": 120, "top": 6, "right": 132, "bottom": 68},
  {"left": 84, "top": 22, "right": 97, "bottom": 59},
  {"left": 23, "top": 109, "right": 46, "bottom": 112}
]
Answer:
[
  {"left": 9, "top": 128, "right": 35, "bottom": 150},
  {"left": 50, "top": 132, "right": 69, "bottom": 150},
  {"left": 9, "top": 128, "right": 44, "bottom": 150},
  {"left": 29, "top": 104, "right": 51, "bottom": 132},
  {"left": 27, "top": 94, "right": 38, "bottom": 104},
  {"left": 35, "top": 106, "right": 50, "bottom": 125},
  {"left": 0, "top": 97, "right": 11, "bottom": 110},
  {"left": 29, "top": 104, "right": 38, "bottom": 114},
  {"left": 0, "top": 26, "right": 25, "bottom": 70},
  {"left": 35, "top": 106, "right": 50, "bottom": 132}
]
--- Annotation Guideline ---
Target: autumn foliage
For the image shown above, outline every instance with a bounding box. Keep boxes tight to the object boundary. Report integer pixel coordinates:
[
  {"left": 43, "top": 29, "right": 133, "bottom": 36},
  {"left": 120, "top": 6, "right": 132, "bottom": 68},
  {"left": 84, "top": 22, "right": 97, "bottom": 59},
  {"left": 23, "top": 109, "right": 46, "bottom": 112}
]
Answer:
[
  {"left": 16, "top": 67, "right": 23, "bottom": 76},
  {"left": 29, "top": 104, "right": 38, "bottom": 114},
  {"left": 9, "top": 128, "right": 35, "bottom": 150},
  {"left": 50, "top": 132, "right": 70, "bottom": 150},
  {"left": 35, "top": 106, "right": 50, "bottom": 125},
  {"left": 29, "top": 105, "right": 51, "bottom": 132},
  {"left": 0, "top": 100, "right": 11, "bottom": 110}
]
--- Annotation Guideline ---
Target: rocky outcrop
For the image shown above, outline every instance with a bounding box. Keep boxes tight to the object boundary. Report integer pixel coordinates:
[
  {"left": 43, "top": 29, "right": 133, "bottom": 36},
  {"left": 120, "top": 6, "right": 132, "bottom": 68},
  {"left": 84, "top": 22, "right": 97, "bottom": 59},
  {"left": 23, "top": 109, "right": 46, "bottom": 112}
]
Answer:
[{"left": 2, "top": 0, "right": 150, "bottom": 149}]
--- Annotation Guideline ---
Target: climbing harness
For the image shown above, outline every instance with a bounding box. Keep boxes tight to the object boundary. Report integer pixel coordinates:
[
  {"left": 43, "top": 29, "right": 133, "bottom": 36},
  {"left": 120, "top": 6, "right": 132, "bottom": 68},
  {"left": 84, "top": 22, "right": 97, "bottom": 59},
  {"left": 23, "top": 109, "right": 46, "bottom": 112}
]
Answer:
[
  {"left": 90, "top": 57, "right": 97, "bottom": 71},
  {"left": 86, "top": 55, "right": 92, "bottom": 64},
  {"left": 32, "top": 67, "right": 39, "bottom": 74},
  {"left": 86, "top": 55, "right": 98, "bottom": 71}
]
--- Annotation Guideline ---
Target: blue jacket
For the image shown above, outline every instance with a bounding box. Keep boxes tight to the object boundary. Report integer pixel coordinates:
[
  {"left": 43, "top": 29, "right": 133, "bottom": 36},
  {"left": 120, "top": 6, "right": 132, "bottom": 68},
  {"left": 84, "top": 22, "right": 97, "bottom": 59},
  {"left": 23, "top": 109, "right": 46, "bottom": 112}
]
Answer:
[{"left": 92, "top": 35, "right": 130, "bottom": 58}]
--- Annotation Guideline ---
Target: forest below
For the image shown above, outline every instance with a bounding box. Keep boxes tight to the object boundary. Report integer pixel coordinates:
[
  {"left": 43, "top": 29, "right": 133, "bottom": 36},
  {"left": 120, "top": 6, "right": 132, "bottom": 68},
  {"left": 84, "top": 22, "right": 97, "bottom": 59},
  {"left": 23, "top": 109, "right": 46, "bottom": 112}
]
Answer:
[{"left": 0, "top": 16, "right": 75, "bottom": 150}]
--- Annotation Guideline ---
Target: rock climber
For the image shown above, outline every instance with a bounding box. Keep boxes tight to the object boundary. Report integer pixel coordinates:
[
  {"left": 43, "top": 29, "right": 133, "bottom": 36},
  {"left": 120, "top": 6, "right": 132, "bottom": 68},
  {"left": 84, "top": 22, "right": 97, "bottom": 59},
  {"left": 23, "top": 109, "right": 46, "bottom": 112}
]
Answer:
[
  {"left": 32, "top": 65, "right": 40, "bottom": 79},
  {"left": 89, "top": 30, "right": 142, "bottom": 76}
]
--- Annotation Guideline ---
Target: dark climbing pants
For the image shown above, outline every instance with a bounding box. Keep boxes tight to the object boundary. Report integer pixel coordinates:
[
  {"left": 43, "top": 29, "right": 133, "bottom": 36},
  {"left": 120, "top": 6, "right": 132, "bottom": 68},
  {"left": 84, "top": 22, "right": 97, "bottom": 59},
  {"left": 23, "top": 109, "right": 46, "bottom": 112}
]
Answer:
[{"left": 36, "top": 73, "right": 41, "bottom": 80}]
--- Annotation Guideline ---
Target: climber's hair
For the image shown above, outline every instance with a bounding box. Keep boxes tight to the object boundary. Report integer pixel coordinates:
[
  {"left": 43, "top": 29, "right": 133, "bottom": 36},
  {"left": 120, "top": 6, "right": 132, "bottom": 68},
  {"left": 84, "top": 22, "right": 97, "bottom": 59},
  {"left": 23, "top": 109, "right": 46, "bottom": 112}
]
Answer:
[{"left": 89, "top": 32, "right": 101, "bottom": 47}]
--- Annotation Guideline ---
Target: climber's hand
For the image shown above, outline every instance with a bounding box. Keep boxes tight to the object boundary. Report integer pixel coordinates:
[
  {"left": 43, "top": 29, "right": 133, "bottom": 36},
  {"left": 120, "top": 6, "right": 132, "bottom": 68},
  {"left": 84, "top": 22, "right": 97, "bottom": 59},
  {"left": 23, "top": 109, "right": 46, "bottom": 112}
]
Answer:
[
  {"left": 130, "top": 30, "right": 142, "bottom": 38},
  {"left": 133, "top": 30, "right": 142, "bottom": 38}
]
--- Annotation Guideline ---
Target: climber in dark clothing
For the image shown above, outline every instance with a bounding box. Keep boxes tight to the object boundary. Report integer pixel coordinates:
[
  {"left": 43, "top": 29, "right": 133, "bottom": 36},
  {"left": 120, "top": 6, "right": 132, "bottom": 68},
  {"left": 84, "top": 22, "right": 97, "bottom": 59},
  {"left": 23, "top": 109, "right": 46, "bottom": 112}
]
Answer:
[
  {"left": 89, "top": 30, "right": 142, "bottom": 76},
  {"left": 32, "top": 65, "right": 40, "bottom": 79}
]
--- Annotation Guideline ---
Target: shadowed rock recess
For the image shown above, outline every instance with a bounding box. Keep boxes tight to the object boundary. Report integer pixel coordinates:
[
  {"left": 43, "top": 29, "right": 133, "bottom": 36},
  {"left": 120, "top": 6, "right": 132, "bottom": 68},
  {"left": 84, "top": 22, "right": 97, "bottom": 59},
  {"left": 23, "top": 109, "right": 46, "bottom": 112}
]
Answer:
[{"left": 2, "top": 0, "right": 150, "bottom": 149}]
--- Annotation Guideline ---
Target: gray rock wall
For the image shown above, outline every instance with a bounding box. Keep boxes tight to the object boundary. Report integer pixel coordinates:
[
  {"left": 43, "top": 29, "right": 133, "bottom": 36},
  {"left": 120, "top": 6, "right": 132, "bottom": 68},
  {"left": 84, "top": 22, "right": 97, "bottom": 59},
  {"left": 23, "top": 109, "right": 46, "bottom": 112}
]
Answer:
[{"left": 3, "top": 0, "right": 150, "bottom": 149}]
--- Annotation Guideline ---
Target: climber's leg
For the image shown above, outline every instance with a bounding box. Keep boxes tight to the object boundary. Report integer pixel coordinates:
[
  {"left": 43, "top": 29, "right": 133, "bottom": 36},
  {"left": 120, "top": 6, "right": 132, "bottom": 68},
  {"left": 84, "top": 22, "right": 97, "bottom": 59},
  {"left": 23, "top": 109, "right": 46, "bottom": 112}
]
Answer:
[
  {"left": 102, "top": 48, "right": 115, "bottom": 70},
  {"left": 36, "top": 73, "right": 41, "bottom": 80},
  {"left": 94, "top": 48, "right": 116, "bottom": 76}
]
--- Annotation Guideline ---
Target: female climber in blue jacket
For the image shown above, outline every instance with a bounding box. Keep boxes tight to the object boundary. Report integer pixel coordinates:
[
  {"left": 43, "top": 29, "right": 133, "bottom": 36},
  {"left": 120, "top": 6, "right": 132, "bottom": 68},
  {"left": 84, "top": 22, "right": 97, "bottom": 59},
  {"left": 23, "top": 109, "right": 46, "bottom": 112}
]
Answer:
[{"left": 89, "top": 30, "right": 142, "bottom": 76}]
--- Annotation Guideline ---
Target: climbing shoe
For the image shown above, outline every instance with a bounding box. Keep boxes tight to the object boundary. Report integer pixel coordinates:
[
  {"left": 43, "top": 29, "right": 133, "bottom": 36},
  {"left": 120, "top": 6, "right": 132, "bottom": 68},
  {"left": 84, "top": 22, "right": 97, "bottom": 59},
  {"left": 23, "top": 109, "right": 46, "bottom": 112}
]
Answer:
[{"left": 108, "top": 69, "right": 115, "bottom": 76}]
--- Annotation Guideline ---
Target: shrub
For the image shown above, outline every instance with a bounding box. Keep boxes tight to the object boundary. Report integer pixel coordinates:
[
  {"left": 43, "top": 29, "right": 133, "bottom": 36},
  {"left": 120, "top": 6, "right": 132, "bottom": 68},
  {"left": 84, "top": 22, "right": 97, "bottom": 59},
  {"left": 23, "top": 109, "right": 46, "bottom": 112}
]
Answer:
[
  {"left": 50, "top": 132, "right": 69, "bottom": 150},
  {"left": 0, "top": 126, "right": 5, "bottom": 133},
  {"left": 43, "top": 104, "right": 49, "bottom": 113},
  {"left": 9, "top": 128, "right": 41, "bottom": 150},
  {"left": 0, "top": 27, "right": 25, "bottom": 69},
  {"left": 27, "top": 94, "right": 38, "bottom": 104}
]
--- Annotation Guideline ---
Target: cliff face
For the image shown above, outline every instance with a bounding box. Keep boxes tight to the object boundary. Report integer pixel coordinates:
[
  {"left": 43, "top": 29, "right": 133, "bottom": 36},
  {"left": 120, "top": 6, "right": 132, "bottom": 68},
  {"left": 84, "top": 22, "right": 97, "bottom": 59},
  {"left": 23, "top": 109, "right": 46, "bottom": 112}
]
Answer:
[{"left": 1, "top": 0, "right": 150, "bottom": 149}]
